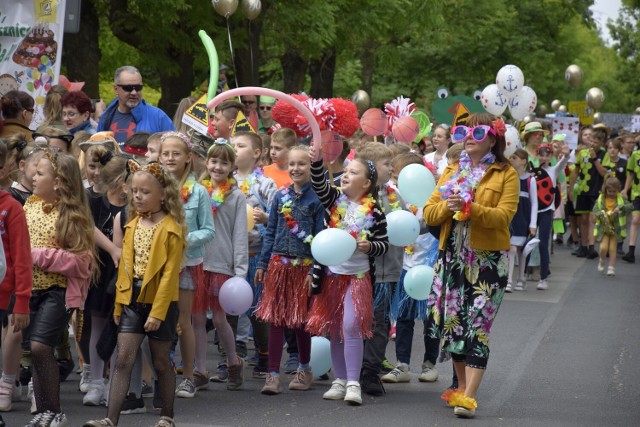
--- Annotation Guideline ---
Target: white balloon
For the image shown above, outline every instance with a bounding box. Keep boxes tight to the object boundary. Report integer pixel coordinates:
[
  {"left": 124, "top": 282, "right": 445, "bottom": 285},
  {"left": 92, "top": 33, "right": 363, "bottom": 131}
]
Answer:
[
  {"left": 508, "top": 86, "right": 537, "bottom": 120},
  {"left": 496, "top": 65, "right": 525, "bottom": 100},
  {"left": 480, "top": 84, "right": 508, "bottom": 116},
  {"left": 503, "top": 125, "right": 522, "bottom": 158},
  {"left": 386, "top": 210, "right": 420, "bottom": 247}
]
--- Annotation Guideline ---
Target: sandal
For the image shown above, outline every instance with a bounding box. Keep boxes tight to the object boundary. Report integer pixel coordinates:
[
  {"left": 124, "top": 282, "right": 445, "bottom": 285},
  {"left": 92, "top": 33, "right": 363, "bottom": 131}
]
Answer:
[{"left": 154, "top": 416, "right": 176, "bottom": 427}]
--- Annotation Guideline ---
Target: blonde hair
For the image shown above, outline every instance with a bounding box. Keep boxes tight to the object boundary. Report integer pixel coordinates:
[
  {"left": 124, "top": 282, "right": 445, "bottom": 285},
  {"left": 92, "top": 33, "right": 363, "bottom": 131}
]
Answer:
[
  {"left": 40, "top": 85, "right": 67, "bottom": 128},
  {"left": 602, "top": 173, "right": 621, "bottom": 196},
  {"left": 159, "top": 132, "right": 193, "bottom": 186},
  {"left": 391, "top": 152, "right": 423, "bottom": 171},
  {"left": 127, "top": 165, "right": 188, "bottom": 247},
  {"left": 446, "top": 143, "right": 463, "bottom": 164},
  {"left": 71, "top": 131, "right": 91, "bottom": 159},
  {"left": 93, "top": 154, "right": 128, "bottom": 194},
  {"left": 271, "top": 127, "right": 297, "bottom": 149},
  {"left": 357, "top": 142, "right": 393, "bottom": 163},
  {"left": 172, "top": 97, "right": 197, "bottom": 133}
]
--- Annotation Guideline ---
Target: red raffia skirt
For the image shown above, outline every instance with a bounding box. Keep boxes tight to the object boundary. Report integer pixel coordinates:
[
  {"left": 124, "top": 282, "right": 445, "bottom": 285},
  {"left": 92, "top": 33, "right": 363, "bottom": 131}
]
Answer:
[
  {"left": 187, "top": 264, "right": 206, "bottom": 314},
  {"left": 195, "top": 271, "right": 232, "bottom": 313},
  {"left": 254, "top": 255, "right": 312, "bottom": 328},
  {"left": 306, "top": 270, "right": 373, "bottom": 340}
]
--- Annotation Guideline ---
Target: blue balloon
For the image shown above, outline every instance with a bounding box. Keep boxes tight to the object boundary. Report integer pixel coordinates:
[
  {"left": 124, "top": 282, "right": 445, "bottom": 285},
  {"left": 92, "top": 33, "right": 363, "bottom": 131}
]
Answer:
[
  {"left": 309, "top": 336, "right": 332, "bottom": 376},
  {"left": 219, "top": 277, "right": 253, "bottom": 315},
  {"left": 398, "top": 164, "right": 436, "bottom": 207},
  {"left": 38, "top": 64, "right": 46, "bottom": 72},
  {"left": 311, "top": 228, "right": 356, "bottom": 266},
  {"left": 403, "top": 265, "right": 435, "bottom": 301},
  {"left": 386, "top": 210, "right": 420, "bottom": 246}
]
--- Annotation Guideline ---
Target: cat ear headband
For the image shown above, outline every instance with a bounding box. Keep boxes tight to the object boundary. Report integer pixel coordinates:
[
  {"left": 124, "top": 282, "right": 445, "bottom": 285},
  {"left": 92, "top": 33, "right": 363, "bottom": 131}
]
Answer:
[{"left": 127, "top": 160, "right": 167, "bottom": 186}]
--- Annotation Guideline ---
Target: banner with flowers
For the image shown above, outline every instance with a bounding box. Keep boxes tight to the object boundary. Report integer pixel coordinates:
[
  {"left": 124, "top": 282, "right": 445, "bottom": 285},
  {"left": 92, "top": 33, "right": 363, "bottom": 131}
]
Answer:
[{"left": 0, "top": 0, "right": 66, "bottom": 128}]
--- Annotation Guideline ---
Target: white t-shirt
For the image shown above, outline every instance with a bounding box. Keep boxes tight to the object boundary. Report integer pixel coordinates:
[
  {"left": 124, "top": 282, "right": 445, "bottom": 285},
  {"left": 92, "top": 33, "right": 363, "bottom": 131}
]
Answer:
[{"left": 423, "top": 151, "right": 448, "bottom": 176}]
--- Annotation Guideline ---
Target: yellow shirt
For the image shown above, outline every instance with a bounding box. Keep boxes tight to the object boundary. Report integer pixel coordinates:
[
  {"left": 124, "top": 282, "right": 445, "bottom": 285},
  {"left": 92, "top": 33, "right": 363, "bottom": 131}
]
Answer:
[
  {"left": 133, "top": 219, "right": 162, "bottom": 279},
  {"left": 605, "top": 196, "right": 616, "bottom": 212},
  {"left": 24, "top": 196, "right": 66, "bottom": 290}
]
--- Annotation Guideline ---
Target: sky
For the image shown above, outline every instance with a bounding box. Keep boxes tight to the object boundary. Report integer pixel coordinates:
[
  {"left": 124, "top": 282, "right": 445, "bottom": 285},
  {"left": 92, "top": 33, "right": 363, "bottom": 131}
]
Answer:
[{"left": 591, "top": 0, "right": 624, "bottom": 45}]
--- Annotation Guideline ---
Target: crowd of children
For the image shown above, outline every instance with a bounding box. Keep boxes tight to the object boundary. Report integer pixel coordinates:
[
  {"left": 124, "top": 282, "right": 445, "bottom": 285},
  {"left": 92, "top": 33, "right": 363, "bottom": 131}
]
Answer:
[{"left": 0, "top": 91, "right": 638, "bottom": 427}]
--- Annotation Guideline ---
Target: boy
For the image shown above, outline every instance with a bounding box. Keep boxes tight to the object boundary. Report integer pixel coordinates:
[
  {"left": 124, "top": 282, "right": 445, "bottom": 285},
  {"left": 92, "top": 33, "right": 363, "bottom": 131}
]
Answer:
[
  {"left": 232, "top": 131, "right": 277, "bottom": 377},
  {"left": 622, "top": 147, "right": 640, "bottom": 262},
  {"left": 264, "top": 128, "right": 296, "bottom": 189},
  {"left": 211, "top": 100, "right": 244, "bottom": 140},
  {"left": 144, "top": 132, "right": 164, "bottom": 163}
]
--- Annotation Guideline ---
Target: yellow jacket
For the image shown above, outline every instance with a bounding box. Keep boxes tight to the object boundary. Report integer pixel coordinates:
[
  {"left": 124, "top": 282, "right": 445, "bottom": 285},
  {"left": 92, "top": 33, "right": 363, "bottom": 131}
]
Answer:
[
  {"left": 114, "top": 215, "right": 185, "bottom": 321},
  {"left": 424, "top": 162, "right": 519, "bottom": 251}
]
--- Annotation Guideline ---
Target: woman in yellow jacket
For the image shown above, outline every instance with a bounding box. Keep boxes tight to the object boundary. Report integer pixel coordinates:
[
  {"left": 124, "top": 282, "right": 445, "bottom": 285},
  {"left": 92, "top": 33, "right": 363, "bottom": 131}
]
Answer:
[{"left": 423, "top": 113, "right": 518, "bottom": 419}]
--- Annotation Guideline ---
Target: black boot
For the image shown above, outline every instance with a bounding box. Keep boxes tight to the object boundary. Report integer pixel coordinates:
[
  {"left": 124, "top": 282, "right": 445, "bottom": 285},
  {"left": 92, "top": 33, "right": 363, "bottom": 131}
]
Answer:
[
  {"left": 360, "top": 369, "right": 385, "bottom": 396},
  {"left": 622, "top": 251, "right": 636, "bottom": 263}
]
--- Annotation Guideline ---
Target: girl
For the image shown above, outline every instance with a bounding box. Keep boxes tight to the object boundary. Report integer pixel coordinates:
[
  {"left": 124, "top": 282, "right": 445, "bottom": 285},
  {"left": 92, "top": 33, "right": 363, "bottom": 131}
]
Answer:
[
  {"left": 507, "top": 149, "right": 538, "bottom": 292},
  {"left": 24, "top": 150, "right": 95, "bottom": 426},
  {"left": 307, "top": 148, "right": 389, "bottom": 406},
  {"left": 593, "top": 175, "right": 632, "bottom": 276},
  {"left": 254, "top": 145, "right": 324, "bottom": 395},
  {"left": 602, "top": 138, "right": 627, "bottom": 187},
  {"left": 84, "top": 160, "right": 186, "bottom": 427},
  {"left": 5, "top": 135, "right": 46, "bottom": 205},
  {"left": 81, "top": 153, "right": 129, "bottom": 406},
  {"left": 33, "top": 126, "right": 74, "bottom": 154},
  {"left": 532, "top": 142, "right": 569, "bottom": 290},
  {"left": 198, "top": 138, "right": 248, "bottom": 391},
  {"left": 159, "top": 132, "right": 215, "bottom": 398},
  {"left": 423, "top": 124, "right": 451, "bottom": 180}
]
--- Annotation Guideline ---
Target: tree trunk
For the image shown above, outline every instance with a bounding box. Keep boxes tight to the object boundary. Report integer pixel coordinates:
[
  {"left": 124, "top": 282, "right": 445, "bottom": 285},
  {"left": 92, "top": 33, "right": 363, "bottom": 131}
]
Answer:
[
  {"left": 234, "top": 20, "right": 263, "bottom": 87},
  {"left": 309, "top": 48, "right": 336, "bottom": 98},
  {"left": 281, "top": 50, "right": 307, "bottom": 93},
  {"left": 360, "top": 40, "right": 377, "bottom": 100},
  {"left": 158, "top": 50, "right": 194, "bottom": 118},
  {"left": 61, "top": 0, "right": 100, "bottom": 98}
]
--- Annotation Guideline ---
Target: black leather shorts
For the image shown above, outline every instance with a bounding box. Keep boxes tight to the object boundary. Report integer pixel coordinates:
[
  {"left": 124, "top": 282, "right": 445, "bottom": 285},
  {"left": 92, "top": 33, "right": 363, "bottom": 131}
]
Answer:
[
  {"left": 26, "top": 287, "right": 71, "bottom": 347},
  {"left": 118, "top": 285, "right": 179, "bottom": 341}
]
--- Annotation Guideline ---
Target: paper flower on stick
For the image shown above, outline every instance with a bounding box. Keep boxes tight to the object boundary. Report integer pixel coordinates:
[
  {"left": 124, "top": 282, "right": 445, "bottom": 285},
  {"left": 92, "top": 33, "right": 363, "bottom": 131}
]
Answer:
[{"left": 384, "top": 96, "right": 416, "bottom": 136}]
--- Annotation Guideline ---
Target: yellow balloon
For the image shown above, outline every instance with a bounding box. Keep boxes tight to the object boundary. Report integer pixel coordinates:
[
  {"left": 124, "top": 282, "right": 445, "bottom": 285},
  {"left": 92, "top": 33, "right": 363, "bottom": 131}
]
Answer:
[
  {"left": 32, "top": 70, "right": 41, "bottom": 80},
  {"left": 246, "top": 204, "right": 255, "bottom": 232},
  {"left": 35, "top": 96, "right": 45, "bottom": 104}
]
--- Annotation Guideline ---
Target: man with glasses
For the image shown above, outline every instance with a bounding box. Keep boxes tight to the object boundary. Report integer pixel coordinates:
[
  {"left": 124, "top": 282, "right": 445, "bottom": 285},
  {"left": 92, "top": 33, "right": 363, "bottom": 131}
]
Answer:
[
  {"left": 98, "top": 65, "right": 174, "bottom": 146},
  {"left": 258, "top": 95, "right": 276, "bottom": 134}
]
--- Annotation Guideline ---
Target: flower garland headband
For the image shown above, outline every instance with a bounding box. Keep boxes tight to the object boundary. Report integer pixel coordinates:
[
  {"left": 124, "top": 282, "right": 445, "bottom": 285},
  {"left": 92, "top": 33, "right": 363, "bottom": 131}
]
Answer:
[
  {"left": 161, "top": 131, "right": 192, "bottom": 149},
  {"left": 279, "top": 186, "right": 314, "bottom": 244}
]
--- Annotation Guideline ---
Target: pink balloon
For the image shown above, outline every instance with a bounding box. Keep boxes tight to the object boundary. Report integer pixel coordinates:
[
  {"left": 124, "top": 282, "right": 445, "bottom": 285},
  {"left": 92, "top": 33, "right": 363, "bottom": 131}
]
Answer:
[
  {"left": 207, "top": 87, "right": 322, "bottom": 161},
  {"left": 218, "top": 277, "right": 253, "bottom": 315}
]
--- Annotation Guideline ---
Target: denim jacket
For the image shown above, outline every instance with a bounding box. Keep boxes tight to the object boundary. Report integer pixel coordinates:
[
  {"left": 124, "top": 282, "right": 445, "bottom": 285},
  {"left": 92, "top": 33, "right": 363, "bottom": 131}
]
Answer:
[
  {"left": 184, "top": 181, "right": 216, "bottom": 262},
  {"left": 257, "top": 182, "right": 325, "bottom": 270}
]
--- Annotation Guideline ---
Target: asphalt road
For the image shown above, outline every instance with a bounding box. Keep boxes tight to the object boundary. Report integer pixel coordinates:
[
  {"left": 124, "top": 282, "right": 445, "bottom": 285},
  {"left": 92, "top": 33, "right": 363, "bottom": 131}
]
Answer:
[{"left": 4, "top": 243, "right": 639, "bottom": 426}]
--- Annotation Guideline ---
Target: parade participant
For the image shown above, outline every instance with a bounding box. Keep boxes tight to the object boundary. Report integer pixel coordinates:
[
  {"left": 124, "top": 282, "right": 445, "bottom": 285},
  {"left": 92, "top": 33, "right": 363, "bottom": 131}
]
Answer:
[
  {"left": 198, "top": 139, "right": 248, "bottom": 390},
  {"left": 307, "top": 147, "right": 389, "bottom": 406},
  {"left": 84, "top": 160, "right": 185, "bottom": 427},
  {"left": 264, "top": 127, "right": 296, "bottom": 189},
  {"left": 602, "top": 138, "right": 627, "bottom": 187},
  {"left": 5, "top": 137, "right": 46, "bottom": 204},
  {"left": 258, "top": 96, "right": 276, "bottom": 134},
  {"left": 61, "top": 91, "right": 96, "bottom": 135},
  {"left": 211, "top": 100, "right": 244, "bottom": 140},
  {"left": 98, "top": 66, "right": 174, "bottom": 145},
  {"left": 24, "top": 150, "right": 95, "bottom": 426},
  {"left": 594, "top": 175, "right": 632, "bottom": 276},
  {"left": 424, "top": 113, "right": 518, "bottom": 418},
  {"left": 145, "top": 133, "right": 163, "bottom": 163},
  {"left": 423, "top": 124, "right": 451, "bottom": 180},
  {"left": 255, "top": 145, "right": 324, "bottom": 394},
  {"left": 622, "top": 147, "right": 640, "bottom": 263},
  {"left": 159, "top": 132, "right": 215, "bottom": 398},
  {"left": 33, "top": 127, "right": 74, "bottom": 154},
  {"left": 232, "top": 131, "right": 276, "bottom": 378},
  {"left": 0, "top": 91, "right": 34, "bottom": 141}
]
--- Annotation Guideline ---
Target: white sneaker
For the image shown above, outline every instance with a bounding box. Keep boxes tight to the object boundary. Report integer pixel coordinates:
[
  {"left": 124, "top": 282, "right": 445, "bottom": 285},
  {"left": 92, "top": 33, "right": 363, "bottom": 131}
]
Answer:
[
  {"left": 505, "top": 282, "right": 512, "bottom": 293},
  {"left": 381, "top": 363, "right": 410, "bottom": 383},
  {"left": 51, "top": 411, "right": 70, "bottom": 427},
  {"left": 322, "top": 379, "right": 347, "bottom": 400},
  {"left": 418, "top": 361, "right": 439, "bottom": 382},
  {"left": 83, "top": 380, "right": 105, "bottom": 406},
  {"left": 79, "top": 364, "right": 92, "bottom": 392},
  {"left": 597, "top": 260, "right": 605, "bottom": 272},
  {"left": 0, "top": 379, "right": 13, "bottom": 411},
  {"left": 536, "top": 280, "right": 548, "bottom": 290},
  {"left": 607, "top": 266, "right": 615, "bottom": 276},
  {"left": 344, "top": 382, "right": 362, "bottom": 405},
  {"left": 514, "top": 281, "right": 524, "bottom": 291},
  {"left": 29, "top": 380, "right": 36, "bottom": 414}
]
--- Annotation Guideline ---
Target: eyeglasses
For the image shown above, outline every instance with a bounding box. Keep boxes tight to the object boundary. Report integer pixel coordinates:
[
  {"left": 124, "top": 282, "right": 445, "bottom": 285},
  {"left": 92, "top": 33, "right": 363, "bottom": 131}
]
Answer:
[
  {"left": 241, "top": 100, "right": 256, "bottom": 105},
  {"left": 260, "top": 106, "right": 272, "bottom": 111},
  {"left": 117, "top": 84, "right": 144, "bottom": 93},
  {"left": 451, "top": 125, "right": 496, "bottom": 143},
  {"left": 62, "top": 111, "right": 79, "bottom": 118}
]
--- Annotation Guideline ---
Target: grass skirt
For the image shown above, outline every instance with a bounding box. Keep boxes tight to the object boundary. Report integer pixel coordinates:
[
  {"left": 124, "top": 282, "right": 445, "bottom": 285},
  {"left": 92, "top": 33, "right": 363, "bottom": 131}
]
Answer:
[
  {"left": 196, "top": 271, "right": 232, "bottom": 313},
  {"left": 188, "top": 264, "right": 206, "bottom": 314},
  {"left": 254, "top": 255, "right": 312, "bottom": 328},
  {"left": 306, "top": 270, "right": 373, "bottom": 340}
]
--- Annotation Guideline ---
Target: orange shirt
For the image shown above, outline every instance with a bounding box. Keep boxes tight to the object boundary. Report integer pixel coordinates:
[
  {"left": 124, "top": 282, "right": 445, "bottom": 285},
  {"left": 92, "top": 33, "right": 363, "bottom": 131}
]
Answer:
[{"left": 263, "top": 164, "right": 291, "bottom": 189}]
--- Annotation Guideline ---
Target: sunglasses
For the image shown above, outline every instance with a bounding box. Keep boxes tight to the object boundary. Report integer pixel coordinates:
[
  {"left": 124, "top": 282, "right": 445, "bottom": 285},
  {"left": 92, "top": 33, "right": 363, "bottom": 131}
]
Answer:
[
  {"left": 241, "top": 100, "right": 256, "bottom": 105},
  {"left": 260, "top": 106, "right": 272, "bottom": 111},
  {"left": 451, "top": 125, "right": 496, "bottom": 143},
  {"left": 117, "top": 84, "right": 144, "bottom": 92}
]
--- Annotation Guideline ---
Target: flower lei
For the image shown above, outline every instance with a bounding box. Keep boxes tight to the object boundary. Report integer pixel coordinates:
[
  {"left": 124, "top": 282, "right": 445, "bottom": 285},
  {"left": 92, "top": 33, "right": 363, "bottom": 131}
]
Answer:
[
  {"left": 279, "top": 186, "right": 314, "bottom": 244},
  {"left": 329, "top": 191, "right": 376, "bottom": 239},
  {"left": 202, "top": 177, "right": 236, "bottom": 216},
  {"left": 439, "top": 150, "right": 495, "bottom": 221},
  {"left": 238, "top": 167, "right": 264, "bottom": 196},
  {"left": 180, "top": 177, "right": 197, "bottom": 203}
]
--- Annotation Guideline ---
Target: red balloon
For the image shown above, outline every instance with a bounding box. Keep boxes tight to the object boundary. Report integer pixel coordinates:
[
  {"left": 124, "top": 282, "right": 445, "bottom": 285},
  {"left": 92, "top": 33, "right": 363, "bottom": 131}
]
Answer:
[
  {"left": 360, "top": 108, "right": 388, "bottom": 136},
  {"left": 392, "top": 116, "right": 420, "bottom": 144},
  {"left": 321, "top": 130, "right": 344, "bottom": 163}
]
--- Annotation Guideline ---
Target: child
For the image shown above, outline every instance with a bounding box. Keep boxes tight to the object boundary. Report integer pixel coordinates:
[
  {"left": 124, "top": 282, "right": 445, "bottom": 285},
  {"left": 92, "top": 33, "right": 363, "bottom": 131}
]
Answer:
[
  {"left": 622, "top": 148, "right": 640, "bottom": 263},
  {"left": 383, "top": 152, "right": 441, "bottom": 384},
  {"left": 423, "top": 124, "right": 451, "bottom": 180},
  {"left": 307, "top": 146, "right": 389, "bottom": 406},
  {"left": 25, "top": 150, "right": 95, "bottom": 426},
  {"left": 254, "top": 145, "right": 324, "bottom": 394},
  {"left": 5, "top": 136, "right": 46, "bottom": 205},
  {"left": 507, "top": 149, "right": 538, "bottom": 292},
  {"left": 211, "top": 100, "right": 244, "bottom": 140},
  {"left": 84, "top": 160, "right": 186, "bottom": 427},
  {"left": 263, "top": 127, "right": 296, "bottom": 189},
  {"left": 123, "top": 132, "right": 151, "bottom": 162},
  {"left": 355, "top": 142, "right": 404, "bottom": 396},
  {"left": 602, "top": 138, "right": 627, "bottom": 188},
  {"left": 145, "top": 132, "right": 164, "bottom": 163},
  {"left": 0, "top": 141, "right": 33, "bottom": 413},
  {"left": 198, "top": 139, "right": 248, "bottom": 390},
  {"left": 232, "top": 131, "right": 276, "bottom": 378},
  {"left": 532, "top": 142, "right": 569, "bottom": 290},
  {"left": 593, "top": 175, "right": 632, "bottom": 276},
  {"left": 159, "top": 132, "right": 215, "bottom": 398}
]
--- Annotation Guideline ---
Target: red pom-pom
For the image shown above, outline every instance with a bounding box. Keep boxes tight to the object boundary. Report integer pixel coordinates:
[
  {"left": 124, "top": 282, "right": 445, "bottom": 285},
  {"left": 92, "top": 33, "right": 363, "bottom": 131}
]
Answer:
[
  {"left": 329, "top": 98, "right": 360, "bottom": 138},
  {"left": 272, "top": 94, "right": 309, "bottom": 138}
]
